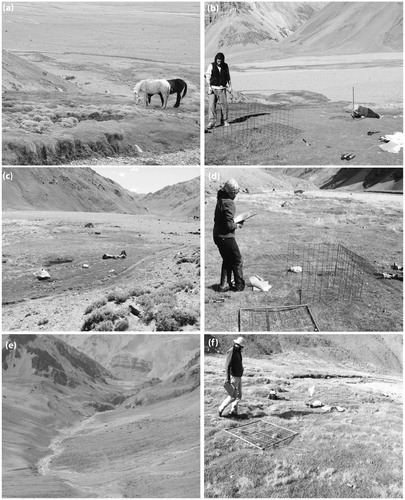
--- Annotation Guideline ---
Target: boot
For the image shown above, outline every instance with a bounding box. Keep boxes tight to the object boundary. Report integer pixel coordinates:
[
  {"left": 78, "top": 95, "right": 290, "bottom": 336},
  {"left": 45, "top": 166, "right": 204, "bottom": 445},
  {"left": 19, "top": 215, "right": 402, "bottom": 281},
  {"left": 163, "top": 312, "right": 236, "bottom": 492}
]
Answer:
[
  {"left": 218, "top": 264, "right": 230, "bottom": 292},
  {"left": 232, "top": 263, "right": 245, "bottom": 292}
]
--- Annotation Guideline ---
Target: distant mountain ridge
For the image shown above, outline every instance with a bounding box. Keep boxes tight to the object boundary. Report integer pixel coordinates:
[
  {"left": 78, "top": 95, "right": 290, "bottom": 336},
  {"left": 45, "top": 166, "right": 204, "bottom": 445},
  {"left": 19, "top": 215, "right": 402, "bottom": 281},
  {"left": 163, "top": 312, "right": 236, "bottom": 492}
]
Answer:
[
  {"left": 206, "top": 2, "right": 403, "bottom": 57},
  {"left": 206, "top": 334, "right": 403, "bottom": 376},
  {"left": 2, "top": 334, "right": 112, "bottom": 387},
  {"left": 141, "top": 177, "right": 200, "bottom": 217},
  {"left": 206, "top": 2, "right": 325, "bottom": 54},
  {"left": 206, "top": 168, "right": 403, "bottom": 194},
  {"left": 2, "top": 168, "right": 200, "bottom": 216},
  {"left": 60, "top": 334, "right": 200, "bottom": 381},
  {"left": 2, "top": 167, "right": 147, "bottom": 214},
  {"left": 278, "top": 168, "right": 403, "bottom": 191}
]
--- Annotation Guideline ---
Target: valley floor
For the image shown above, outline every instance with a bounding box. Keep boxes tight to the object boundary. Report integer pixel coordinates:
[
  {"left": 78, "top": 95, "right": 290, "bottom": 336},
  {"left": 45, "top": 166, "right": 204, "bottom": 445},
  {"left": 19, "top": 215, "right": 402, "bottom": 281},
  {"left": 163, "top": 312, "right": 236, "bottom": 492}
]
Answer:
[
  {"left": 2, "top": 211, "right": 200, "bottom": 331},
  {"left": 3, "top": 382, "right": 200, "bottom": 498}
]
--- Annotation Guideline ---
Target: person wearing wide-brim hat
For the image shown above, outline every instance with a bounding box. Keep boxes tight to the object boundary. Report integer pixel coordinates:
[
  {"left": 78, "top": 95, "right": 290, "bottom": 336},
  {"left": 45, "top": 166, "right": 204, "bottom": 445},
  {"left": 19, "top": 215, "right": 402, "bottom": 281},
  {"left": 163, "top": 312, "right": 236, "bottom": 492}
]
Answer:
[
  {"left": 213, "top": 179, "right": 245, "bottom": 292},
  {"left": 219, "top": 337, "right": 245, "bottom": 417}
]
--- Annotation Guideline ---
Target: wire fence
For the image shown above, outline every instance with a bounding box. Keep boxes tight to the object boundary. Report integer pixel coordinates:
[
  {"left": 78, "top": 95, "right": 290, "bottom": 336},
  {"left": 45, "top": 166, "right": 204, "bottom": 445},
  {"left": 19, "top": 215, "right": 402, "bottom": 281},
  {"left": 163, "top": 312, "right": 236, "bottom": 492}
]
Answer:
[
  {"left": 287, "top": 243, "right": 373, "bottom": 304},
  {"left": 207, "top": 101, "right": 296, "bottom": 142}
]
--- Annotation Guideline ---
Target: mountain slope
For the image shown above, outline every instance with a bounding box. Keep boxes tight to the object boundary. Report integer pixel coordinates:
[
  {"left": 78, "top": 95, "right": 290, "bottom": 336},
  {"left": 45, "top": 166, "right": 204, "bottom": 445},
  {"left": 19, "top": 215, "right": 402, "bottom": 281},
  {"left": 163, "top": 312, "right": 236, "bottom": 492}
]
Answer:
[
  {"left": 206, "top": 334, "right": 403, "bottom": 375},
  {"left": 61, "top": 334, "right": 200, "bottom": 381},
  {"left": 282, "top": 2, "right": 403, "bottom": 55},
  {"left": 141, "top": 177, "right": 200, "bottom": 217},
  {"left": 2, "top": 50, "right": 80, "bottom": 92},
  {"left": 205, "top": 2, "right": 325, "bottom": 55},
  {"left": 206, "top": 168, "right": 319, "bottom": 195},
  {"left": 276, "top": 167, "right": 403, "bottom": 191},
  {"left": 2, "top": 167, "right": 148, "bottom": 213},
  {"left": 2, "top": 334, "right": 112, "bottom": 386}
]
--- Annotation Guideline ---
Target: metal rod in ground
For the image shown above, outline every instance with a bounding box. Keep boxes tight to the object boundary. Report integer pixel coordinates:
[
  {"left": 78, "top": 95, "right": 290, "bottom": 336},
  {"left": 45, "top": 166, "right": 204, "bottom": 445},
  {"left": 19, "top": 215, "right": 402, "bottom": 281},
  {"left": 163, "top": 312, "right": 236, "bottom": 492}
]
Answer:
[
  {"left": 306, "top": 304, "right": 321, "bottom": 332},
  {"left": 224, "top": 429, "right": 264, "bottom": 450}
]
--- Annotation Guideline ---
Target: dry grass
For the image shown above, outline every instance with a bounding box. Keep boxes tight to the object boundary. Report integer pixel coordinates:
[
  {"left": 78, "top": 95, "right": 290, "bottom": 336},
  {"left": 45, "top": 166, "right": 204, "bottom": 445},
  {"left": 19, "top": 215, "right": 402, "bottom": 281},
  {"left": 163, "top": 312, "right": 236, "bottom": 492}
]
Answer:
[{"left": 204, "top": 354, "right": 403, "bottom": 498}]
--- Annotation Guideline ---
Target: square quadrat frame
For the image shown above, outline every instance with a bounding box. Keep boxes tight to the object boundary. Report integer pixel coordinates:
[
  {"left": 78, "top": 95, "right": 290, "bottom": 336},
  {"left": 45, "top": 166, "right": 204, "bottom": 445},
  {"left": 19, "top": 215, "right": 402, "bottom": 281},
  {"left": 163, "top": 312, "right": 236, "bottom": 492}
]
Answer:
[{"left": 224, "top": 419, "right": 298, "bottom": 451}]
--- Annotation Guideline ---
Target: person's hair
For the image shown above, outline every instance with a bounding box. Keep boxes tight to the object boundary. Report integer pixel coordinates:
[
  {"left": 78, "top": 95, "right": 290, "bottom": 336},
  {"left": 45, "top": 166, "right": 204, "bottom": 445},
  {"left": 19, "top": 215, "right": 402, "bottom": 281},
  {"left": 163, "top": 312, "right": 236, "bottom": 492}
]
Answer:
[{"left": 214, "top": 52, "right": 225, "bottom": 62}]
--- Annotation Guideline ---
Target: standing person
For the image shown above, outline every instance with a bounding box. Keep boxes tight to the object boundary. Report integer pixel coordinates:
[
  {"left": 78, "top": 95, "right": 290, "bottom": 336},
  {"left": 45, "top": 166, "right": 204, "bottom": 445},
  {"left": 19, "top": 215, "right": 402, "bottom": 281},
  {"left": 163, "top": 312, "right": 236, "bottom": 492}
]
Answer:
[
  {"left": 219, "top": 337, "right": 245, "bottom": 417},
  {"left": 205, "top": 52, "right": 232, "bottom": 129},
  {"left": 213, "top": 179, "right": 245, "bottom": 292}
]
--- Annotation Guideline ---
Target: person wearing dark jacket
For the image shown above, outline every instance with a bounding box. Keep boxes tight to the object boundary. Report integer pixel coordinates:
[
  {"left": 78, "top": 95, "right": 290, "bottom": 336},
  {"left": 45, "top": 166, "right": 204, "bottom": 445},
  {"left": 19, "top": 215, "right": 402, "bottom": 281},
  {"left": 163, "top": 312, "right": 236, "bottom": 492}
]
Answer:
[
  {"left": 219, "top": 337, "right": 245, "bottom": 417},
  {"left": 213, "top": 178, "right": 245, "bottom": 292},
  {"left": 205, "top": 52, "right": 232, "bottom": 129}
]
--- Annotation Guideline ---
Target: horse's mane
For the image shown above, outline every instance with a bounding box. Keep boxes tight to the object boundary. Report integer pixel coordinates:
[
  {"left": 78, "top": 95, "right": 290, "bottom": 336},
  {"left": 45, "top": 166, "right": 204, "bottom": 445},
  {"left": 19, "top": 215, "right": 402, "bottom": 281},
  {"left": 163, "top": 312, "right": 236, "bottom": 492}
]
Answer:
[{"left": 133, "top": 80, "right": 144, "bottom": 93}]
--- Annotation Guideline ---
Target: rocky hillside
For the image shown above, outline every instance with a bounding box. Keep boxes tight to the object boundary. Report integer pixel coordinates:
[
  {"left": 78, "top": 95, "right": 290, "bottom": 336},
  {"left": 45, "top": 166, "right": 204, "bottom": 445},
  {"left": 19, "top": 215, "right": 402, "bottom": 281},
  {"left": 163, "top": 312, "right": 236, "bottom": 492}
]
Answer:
[
  {"left": 205, "top": 2, "right": 325, "bottom": 54},
  {"left": 61, "top": 334, "right": 200, "bottom": 381},
  {"left": 2, "top": 167, "right": 148, "bottom": 213},
  {"left": 206, "top": 2, "right": 403, "bottom": 57},
  {"left": 141, "top": 177, "right": 200, "bottom": 217},
  {"left": 2, "top": 334, "right": 112, "bottom": 387},
  {"left": 205, "top": 334, "right": 403, "bottom": 376},
  {"left": 277, "top": 168, "right": 403, "bottom": 191}
]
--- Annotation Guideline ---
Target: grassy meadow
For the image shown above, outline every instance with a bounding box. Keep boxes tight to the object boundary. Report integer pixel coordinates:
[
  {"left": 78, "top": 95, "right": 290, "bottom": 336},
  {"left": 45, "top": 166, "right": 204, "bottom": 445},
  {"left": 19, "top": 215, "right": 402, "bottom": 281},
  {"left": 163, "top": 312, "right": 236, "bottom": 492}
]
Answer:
[
  {"left": 205, "top": 190, "right": 403, "bottom": 331},
  {"left": 204, "top": 353, "right": 402, "bottom": 497}
]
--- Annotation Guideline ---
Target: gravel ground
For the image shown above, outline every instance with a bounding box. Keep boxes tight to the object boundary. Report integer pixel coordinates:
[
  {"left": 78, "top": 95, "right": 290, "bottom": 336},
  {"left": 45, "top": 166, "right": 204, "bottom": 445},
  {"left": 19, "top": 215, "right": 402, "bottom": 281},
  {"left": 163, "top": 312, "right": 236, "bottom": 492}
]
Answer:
[{"left": 69, "top": 148, "right": 200, "bottom": 166}]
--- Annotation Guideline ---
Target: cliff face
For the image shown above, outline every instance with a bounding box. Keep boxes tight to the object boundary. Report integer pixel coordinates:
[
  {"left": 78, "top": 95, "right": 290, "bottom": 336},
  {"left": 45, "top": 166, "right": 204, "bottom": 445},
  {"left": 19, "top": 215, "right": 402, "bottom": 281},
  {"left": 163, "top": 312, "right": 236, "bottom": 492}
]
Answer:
[{"left": 3, "top": 334, "right": 112, "bottom": 387}]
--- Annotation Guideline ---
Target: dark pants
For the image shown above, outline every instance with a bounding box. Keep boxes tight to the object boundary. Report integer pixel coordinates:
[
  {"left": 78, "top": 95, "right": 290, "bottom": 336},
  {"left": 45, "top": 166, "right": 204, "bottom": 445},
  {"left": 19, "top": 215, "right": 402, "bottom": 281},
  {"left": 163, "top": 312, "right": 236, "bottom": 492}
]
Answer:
[{"left": 214, "top": 236, "right": 245, "bottom": 291}]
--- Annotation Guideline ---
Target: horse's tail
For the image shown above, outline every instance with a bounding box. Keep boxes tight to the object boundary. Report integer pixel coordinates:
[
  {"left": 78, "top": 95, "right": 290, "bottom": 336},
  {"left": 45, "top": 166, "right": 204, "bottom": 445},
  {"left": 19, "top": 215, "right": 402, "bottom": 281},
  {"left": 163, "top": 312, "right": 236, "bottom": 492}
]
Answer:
[{"left": 182, "top": 81, "right": 187, "bottom": 98}]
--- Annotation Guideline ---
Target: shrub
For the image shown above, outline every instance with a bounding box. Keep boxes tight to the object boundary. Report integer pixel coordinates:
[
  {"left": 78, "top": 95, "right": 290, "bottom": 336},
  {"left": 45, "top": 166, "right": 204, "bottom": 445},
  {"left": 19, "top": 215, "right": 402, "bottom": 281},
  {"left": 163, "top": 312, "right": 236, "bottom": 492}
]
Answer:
[
  {"left": 94, "top": 320, "right": 114, "bottom": 331},
  {"left": 106, "top": 288, "right": 129, "bottom": 304},
  {"left": 114, "top": 319, "right": 129, "bottom": 331},
  {"left": 155, "top": 307, "right": 179, "bottom": 331},
  {"left": 172, "top": 308, "right": 198, "bottom": 326},
  {"left": 84, "top": 297, "right": 107, "bottom": 315},
  {"left": 81, "top": 305, "right": 119, "bottom": 331}
]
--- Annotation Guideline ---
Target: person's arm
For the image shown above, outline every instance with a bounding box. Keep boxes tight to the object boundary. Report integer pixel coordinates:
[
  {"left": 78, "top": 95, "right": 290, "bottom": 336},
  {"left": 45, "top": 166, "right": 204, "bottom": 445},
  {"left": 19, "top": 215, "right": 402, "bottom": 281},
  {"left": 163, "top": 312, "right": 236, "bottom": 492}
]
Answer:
[
  {"left": 222, "top": 199, "right": 238, "bottom": 232},
  {"left": 226, "top": 65, "right": 232, "bottom": 92},
  {"left": 205, "top": 63, "right": 213, "bottom": 91},
  {"left": 224, "top": 349, "right": 233, "bottom": 382}
]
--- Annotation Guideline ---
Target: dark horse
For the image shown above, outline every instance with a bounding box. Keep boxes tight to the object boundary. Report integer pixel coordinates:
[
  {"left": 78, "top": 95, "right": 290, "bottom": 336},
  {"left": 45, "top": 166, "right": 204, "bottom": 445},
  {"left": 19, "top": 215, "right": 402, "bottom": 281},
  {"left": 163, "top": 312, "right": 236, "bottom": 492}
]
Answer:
[{"left": 167, "top": 79, "right": 187, "bottom": 108}]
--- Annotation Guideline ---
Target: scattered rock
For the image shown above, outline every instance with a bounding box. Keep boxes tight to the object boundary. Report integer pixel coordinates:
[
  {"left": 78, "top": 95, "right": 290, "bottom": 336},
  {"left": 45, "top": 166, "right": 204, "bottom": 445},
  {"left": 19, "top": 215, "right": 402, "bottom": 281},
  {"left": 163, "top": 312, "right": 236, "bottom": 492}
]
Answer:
[
  {"left": 281, "top": 201, "right": 291, "bottom": 208},
  {"left": 129, "top": 304, "right": 142, "bottom": 316},
  {"left": 82, "top": 264, "right": 89, "bottom": 268},
  {"left": 84, "top": 222, "right": 94, "bottom": 228},
  {"left": 34, "top": 269, "right": 51, "bottom": 280},
  {"left": 288, "top": 266, "right": 302, "bottom": 273}
]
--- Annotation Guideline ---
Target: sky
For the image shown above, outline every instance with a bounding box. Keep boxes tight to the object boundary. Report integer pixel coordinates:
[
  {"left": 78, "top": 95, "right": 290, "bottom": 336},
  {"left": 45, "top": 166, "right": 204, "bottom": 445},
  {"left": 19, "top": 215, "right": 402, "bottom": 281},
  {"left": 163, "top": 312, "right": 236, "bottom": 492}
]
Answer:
[{"left": 92, "top": 167, "right": 200, "bottom": 194}]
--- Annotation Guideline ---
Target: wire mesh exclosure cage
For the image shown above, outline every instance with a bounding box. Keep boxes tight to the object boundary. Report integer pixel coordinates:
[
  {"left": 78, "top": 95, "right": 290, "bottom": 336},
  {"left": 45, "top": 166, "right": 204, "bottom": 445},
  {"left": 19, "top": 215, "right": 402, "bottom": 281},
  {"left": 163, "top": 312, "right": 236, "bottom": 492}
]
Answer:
[
  {"left": 208, "top": 101, "right": 295, "bottom": 141},
  {"left": 287, "top": 243, "right": 372, "bottom": 304},
  {"left": 224, "top": 419, "right": 298, "bottom": 451}
]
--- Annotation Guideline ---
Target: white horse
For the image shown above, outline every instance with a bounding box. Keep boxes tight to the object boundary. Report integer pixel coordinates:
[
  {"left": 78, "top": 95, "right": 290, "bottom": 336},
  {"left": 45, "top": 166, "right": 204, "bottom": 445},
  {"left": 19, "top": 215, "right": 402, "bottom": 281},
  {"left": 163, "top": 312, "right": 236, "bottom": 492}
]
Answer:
[{"left": 133, "top": 79, "right": 171, "bottom": 109}]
